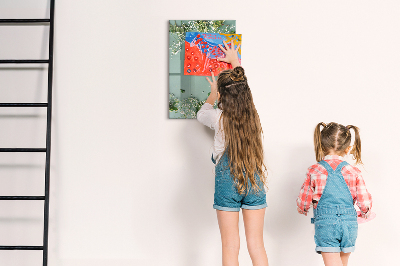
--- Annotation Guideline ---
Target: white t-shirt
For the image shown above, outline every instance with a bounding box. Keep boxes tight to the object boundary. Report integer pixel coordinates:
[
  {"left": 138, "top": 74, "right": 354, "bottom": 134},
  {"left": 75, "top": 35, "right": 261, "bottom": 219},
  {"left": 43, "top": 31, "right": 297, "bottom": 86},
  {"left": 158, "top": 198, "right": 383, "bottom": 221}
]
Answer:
[{"left": 197, "top": 103, "right": 225, "bottom": 162}]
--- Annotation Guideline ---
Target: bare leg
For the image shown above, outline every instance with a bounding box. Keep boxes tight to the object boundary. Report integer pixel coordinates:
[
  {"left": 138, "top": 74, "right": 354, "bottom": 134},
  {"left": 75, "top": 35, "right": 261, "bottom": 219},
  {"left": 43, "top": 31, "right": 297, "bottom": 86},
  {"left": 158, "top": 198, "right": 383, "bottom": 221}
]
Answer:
[
  {"left": 242, "top": 208, "right": 269, "bottom": 266},
  {"left": 340, "top": 252, "right": 351, "bottom": 266},
  {"left": 216, "top": 210, "right": 240, "bottom": 266},
  {"left": 321, "top": 252, "right": 343, "bottom": 266}
]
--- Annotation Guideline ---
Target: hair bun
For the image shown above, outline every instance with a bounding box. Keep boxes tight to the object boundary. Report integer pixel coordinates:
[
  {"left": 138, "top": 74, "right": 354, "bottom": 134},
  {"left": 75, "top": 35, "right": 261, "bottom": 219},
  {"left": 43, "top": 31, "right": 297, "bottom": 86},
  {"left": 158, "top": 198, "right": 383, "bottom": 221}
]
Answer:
[{"left": 230, "top": 66, "right": 245, "bottom": 82}]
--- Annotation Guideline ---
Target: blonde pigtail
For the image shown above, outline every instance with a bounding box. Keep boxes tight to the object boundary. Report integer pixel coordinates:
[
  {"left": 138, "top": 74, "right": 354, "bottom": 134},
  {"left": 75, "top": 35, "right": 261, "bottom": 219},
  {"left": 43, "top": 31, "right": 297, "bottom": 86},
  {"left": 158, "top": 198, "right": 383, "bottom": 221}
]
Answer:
[
  {"left": 314, "top": 122, "right": 326, "bottom": 162},
  {"left": 347, "top": 125, "right": 363, "bottom": 164}
]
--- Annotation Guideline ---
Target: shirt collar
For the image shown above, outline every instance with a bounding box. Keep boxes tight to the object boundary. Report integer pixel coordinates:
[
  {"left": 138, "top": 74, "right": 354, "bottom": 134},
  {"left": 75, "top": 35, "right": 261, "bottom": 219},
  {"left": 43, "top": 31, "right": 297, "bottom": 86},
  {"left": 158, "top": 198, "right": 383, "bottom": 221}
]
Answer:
[{"left": 323, "top": 154, "right": 345, "bottom": 161}]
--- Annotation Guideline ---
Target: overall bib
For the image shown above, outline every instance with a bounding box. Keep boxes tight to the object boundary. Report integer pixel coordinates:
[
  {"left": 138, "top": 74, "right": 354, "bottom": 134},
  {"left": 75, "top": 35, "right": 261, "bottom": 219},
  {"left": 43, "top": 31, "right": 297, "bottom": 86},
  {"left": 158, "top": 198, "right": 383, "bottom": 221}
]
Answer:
[{"left": 312, "top": 160, "right": 358, "bottom": 254}]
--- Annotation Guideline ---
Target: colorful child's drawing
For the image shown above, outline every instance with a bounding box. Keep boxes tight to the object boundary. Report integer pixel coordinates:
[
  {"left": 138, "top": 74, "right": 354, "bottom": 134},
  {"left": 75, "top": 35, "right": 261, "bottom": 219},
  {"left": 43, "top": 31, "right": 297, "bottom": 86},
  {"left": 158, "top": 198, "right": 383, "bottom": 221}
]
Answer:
[
  {"left": 184, "top": 32, "right": 241, "bottom": 76},
  {"left": 168, "top": 20, "right": 236, "bottom": 119}
]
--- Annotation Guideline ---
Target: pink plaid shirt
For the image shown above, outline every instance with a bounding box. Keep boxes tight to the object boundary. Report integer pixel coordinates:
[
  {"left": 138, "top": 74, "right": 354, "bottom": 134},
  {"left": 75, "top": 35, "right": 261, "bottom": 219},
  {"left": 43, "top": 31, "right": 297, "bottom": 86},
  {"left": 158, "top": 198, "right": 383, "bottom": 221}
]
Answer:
[{"left": 297, "top": 155, "right": 372, "bottom": 218}]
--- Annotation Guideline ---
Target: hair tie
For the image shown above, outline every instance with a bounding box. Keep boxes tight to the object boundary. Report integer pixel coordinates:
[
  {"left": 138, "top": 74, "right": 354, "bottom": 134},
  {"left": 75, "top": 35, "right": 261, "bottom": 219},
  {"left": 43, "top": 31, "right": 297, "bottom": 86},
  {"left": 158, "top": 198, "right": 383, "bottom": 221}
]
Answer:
[
  {"left": 229, "top": 72, "right": 244, "bottom": 82},
  {"left": 345, "top": 125, "right": 351, "bottom": 136},
  {"left": 225, "top": 81, "right": 246, "bottom": 88}
]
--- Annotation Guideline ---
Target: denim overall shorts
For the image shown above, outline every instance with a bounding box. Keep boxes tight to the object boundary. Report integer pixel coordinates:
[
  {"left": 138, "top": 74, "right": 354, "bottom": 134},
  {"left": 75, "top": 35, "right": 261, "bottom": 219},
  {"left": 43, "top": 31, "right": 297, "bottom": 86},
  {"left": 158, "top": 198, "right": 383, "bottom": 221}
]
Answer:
[
  {"left": 212, "top": 152, "right": 268, "bottom": 212},
  {"left": 312, "top": 160, "right": 358, "bottom": 254}
]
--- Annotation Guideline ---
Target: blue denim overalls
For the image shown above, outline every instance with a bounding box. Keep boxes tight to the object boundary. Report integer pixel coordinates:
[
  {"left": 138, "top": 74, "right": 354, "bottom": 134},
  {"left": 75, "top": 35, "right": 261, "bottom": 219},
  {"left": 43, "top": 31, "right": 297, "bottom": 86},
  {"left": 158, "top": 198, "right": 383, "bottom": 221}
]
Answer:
[
  {"left": 211, "top": 153, "right": 267, "bottom": 211},
  {"left": 312, "top": 160, "right": 358, "bottom": 254}
]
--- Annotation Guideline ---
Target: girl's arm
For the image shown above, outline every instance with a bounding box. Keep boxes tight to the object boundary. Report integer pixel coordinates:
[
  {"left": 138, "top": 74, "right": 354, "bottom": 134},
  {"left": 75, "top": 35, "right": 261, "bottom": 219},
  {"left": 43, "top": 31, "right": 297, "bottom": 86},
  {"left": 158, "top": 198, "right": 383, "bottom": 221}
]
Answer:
[
  {"left": 197, "top": 73, "right": 219, "bottom": 128},
  {"left": 296, "top": 170, "right": 314, "bottom": 216},
  {"left": 198, "top": 40, "right": 240, "bottom": 124},
  {"left": 203, "top": 40, "right": 241, "bottom": 106},
  {"left": 355, "top": 170, "right": 373, "bottom": 218},
  {"left": 197, "top": 103, "right": 219, "bottom": 129}
]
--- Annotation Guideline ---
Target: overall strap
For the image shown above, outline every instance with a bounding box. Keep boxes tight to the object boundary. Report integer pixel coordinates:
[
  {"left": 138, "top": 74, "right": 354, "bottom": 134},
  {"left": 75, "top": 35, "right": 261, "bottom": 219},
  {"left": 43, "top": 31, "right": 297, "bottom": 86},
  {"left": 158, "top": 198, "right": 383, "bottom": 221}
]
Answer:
[
  {"left": 318, "top": 160, "right": 333, "bottom": 174},
  {"left": 211, "top": 154, "right": 216, "bottom": 164},
  {"left": 334, "top": 161, "right": 349, "bottom": 173}
]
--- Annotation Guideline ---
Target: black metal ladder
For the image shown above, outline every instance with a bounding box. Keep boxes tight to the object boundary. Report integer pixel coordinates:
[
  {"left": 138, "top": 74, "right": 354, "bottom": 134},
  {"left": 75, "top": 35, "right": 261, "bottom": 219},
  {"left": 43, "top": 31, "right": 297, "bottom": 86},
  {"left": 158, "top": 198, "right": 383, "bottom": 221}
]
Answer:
[{"left": 0, "top": 1, "right": 55, "bottom": 265}]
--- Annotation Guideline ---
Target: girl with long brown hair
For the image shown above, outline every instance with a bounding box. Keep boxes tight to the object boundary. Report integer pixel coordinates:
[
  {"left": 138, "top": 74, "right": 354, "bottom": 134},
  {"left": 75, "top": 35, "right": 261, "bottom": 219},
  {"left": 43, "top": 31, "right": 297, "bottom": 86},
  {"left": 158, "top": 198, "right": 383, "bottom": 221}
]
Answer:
[
  {"left": 297, "top": 122, "right": 373, "bottom": 266},
  {"left": 197, "top": 41, "right": 268, "bottom": 266}
]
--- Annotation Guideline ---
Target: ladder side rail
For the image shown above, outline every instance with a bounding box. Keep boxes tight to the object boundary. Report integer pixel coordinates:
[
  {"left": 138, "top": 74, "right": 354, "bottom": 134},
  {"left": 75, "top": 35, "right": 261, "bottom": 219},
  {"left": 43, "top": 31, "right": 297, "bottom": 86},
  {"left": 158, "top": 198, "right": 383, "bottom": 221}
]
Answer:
[{"left": 43, "top": 0, "right": 55, "bottom": 265}]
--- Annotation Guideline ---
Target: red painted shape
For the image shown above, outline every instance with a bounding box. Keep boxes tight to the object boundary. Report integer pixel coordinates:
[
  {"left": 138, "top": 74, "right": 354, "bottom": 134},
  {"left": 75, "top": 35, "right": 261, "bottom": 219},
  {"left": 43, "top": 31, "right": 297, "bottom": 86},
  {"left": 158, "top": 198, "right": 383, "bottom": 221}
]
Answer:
[{"left": 184, "top": 41, "right": 236, "bottom": 76}]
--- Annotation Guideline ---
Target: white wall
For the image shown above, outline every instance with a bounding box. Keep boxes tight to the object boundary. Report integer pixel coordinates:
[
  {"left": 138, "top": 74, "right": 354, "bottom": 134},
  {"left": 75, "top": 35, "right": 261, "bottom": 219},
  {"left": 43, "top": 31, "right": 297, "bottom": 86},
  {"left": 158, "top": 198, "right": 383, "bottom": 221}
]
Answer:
[{"left": 1, "top": 0, "right": 399, "bottom": 265}]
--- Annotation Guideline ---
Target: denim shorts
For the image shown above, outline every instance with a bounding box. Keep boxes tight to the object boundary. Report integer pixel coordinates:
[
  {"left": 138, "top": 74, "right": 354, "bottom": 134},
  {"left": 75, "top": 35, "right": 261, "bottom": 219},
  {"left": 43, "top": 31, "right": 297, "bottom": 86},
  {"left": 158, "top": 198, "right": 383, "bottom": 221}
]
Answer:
[
  {"left": 314, "top": 214, "right": 358, "bottom": 253},
  {"left": 213, "top": 153, "right": 267, "bottom": 212}
]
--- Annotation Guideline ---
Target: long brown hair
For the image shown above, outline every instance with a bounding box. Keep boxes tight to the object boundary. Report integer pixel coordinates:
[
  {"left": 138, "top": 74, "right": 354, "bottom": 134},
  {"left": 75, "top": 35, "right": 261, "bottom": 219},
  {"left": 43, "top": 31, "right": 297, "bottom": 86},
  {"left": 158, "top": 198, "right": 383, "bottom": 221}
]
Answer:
[
  {"left": 217, "top": 66, "right": 267, "bottom": 194},
  {"left": 314, "top": 122, "right": 362, "bottom": 164}
]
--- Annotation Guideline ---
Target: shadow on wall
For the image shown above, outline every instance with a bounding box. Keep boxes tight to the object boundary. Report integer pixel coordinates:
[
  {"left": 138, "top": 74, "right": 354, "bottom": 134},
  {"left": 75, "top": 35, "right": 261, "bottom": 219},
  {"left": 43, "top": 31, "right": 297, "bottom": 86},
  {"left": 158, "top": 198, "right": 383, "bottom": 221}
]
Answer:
[
  {"left": 173, "top": 121, "right": 216, "bottom": 266},
  {"left": 266, "top": 145, "right": 316, "bottom": 264}
]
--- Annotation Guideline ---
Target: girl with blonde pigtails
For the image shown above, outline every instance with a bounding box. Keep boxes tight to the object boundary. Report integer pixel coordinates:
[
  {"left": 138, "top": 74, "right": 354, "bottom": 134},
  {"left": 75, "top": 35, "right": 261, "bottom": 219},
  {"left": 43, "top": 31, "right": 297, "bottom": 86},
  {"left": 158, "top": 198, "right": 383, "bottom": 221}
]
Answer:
[{"left": 297, "top": 122, "right": 373, "bottom": 266}]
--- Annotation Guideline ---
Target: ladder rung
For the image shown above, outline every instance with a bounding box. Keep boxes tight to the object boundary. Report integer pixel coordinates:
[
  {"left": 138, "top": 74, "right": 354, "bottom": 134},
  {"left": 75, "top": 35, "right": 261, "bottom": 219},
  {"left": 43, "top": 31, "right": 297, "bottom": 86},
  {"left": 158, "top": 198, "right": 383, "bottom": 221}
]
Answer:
[
  {"left": 0, "top": 19, "right": 50, "bottom": 23},
  {"left": 0, "top": 148, "right": 46, "bottom": 152},
  {"left": 0, "top": 60, "right": 49, "bottom": 64},
  {"left": 0, "top": 103, "right": 48, "bottom": 107},
  {"left": 0, "top": 196, "right": 45, "bottom": 200},
  {"left": 0, "top": 246, "right": 43, "bottom": 250}
]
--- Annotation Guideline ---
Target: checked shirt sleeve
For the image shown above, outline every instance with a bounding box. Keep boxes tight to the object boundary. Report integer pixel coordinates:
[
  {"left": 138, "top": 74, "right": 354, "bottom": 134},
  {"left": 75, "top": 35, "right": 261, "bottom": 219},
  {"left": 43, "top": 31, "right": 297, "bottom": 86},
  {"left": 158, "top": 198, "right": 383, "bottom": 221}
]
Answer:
[
  {"left": 354, "top": 168, "right": 373, "bottom": 218},
  {"left": 297, "top": 169, "right": 314, "bottom": 215}
]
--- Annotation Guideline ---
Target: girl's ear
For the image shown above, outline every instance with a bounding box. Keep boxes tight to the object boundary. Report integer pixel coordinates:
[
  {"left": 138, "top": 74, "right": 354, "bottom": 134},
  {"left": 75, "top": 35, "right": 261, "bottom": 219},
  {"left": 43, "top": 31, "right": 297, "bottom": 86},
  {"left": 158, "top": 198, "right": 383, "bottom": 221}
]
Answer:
[
  {"left": 217, "top": 92, "right": 220, "bottom": 101},
  {"left": 344, "top": 146, "right": 352, "bottom": 155}
]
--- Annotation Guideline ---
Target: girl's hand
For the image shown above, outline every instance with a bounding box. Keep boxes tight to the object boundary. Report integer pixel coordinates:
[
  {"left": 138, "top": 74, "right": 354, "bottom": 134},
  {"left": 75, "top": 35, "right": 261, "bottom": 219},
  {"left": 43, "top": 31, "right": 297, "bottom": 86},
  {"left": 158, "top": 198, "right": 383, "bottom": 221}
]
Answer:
[
  {"left": 217, "top": 40, "right": 241, "bottom": 68},
  {"left": 205, "top": 72, "right": 218, "bottom": 105},
  {"left": 206, "top": 72, "right": 217, "bottom": 95},
  {"left": 297, "top": 207, "right": 307, "bottom": 216}
]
